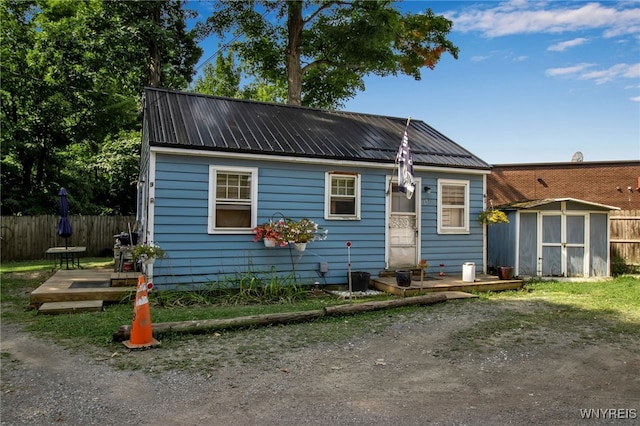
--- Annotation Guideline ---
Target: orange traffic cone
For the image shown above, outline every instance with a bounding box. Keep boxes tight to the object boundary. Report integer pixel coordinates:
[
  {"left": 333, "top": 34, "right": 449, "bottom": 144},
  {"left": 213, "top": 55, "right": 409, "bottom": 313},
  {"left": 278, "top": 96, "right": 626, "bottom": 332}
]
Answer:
[{"left": 123, "top": 274, "right": 160, "bottom": 349}]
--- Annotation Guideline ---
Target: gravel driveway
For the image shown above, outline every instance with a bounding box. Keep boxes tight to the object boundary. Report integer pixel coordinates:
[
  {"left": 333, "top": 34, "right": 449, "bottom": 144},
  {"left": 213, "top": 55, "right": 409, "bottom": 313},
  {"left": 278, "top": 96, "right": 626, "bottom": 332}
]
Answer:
[{"left": 1, "top": 296, "right": 638, "bottom": 425}]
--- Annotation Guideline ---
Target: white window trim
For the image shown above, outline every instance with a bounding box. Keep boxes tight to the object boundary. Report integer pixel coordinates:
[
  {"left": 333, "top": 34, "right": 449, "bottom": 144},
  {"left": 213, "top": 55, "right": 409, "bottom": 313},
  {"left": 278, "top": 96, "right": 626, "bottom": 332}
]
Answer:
[
  {"left": 208, "top": 165, "right": 258, "bottom": 234},
  {"left": 324, "top": 171, "right": 361, "bottom": 220},
  {"left": 437, "top": 179, "right": 470, "bottom": 234}
]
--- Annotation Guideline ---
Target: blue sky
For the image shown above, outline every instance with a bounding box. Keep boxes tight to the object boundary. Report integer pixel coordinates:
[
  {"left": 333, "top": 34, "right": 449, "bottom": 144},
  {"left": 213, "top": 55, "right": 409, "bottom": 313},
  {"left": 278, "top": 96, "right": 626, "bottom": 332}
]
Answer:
[{"left": 190, "top": 1, "right": 640, "bottom": 165}]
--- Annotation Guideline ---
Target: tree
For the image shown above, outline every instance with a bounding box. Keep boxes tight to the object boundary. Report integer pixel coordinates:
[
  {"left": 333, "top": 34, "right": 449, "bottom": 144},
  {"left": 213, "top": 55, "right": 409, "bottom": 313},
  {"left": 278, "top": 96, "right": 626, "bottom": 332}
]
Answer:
[
  {"left": 0, "top": 0, "right": 202, "bottom": 215},
  {"left": 198, "top": 0, "right": 458, "bottom": 108},
  {"left": 191, "top": 51, "right": 288, "bottom": 102},
  {"left": 192, "top": 52, "right": 242, "bottom": 97},
  {"left": 103, "top": 0, "right": 202, "bottom": 89}
]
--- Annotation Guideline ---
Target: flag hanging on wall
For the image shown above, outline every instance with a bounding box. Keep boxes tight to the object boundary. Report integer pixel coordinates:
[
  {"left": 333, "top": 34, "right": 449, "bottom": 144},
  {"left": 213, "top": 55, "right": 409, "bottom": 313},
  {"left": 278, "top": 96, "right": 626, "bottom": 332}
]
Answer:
[{"left": 397, "top": 128, "right": 416, "bottom": 199}]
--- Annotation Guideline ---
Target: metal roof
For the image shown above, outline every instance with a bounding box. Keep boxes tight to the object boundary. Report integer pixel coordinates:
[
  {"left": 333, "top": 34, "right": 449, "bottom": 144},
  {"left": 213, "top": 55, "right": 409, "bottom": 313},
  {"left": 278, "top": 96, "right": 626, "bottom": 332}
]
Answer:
[{"left": 143, "top": 88, "right": 490, "bottom": 169}]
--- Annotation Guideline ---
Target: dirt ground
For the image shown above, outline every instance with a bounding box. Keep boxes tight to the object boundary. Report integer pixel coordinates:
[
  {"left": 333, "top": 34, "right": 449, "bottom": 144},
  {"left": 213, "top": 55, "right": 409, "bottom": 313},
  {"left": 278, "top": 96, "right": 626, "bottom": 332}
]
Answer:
[{"left": 1, "top": 294, "right": 639, "bottom": 425}]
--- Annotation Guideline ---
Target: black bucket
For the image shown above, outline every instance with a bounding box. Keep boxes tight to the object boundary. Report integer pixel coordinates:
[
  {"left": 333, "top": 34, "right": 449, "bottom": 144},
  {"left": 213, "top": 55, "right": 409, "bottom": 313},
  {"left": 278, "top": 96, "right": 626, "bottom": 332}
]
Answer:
[
  {"left": 349, "top": 271, "right": 371, "bottom": 292},
  {"left": 395, "top": 270, "right": 412, "bottom": 287}
]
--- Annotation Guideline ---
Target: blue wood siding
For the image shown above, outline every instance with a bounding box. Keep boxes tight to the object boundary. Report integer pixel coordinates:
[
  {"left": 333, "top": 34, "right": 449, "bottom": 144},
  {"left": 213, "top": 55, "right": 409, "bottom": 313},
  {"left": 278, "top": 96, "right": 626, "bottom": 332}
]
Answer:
[
  {"left": 487, "top": 211, "right": 517, "bottom": 269},
  {"left": 149, "top": 153, "right": 486, "bottom": 289}
]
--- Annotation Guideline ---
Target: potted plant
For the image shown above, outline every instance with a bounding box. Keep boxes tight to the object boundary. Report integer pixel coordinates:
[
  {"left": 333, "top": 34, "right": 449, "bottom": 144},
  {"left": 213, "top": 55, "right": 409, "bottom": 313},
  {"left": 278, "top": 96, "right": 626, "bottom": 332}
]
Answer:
[
  {"left": 281, "top": 218, "right": 327, "bottom": 251},
  {"left": 132, "top": 243, "right": 165, "bottom": 265},
  {"left": 252, "top": 220, "right": 287, "bottom": 247}
]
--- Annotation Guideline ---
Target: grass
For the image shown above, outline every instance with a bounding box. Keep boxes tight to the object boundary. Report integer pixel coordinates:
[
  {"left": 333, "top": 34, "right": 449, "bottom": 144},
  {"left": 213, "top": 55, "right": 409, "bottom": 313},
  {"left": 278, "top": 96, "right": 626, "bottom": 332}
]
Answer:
[
  {"left": 1, "top": 258, "right": 639, "bottom": 371},
  {"left": 0, "top": 258, "right": 395, "bottom": 349}
]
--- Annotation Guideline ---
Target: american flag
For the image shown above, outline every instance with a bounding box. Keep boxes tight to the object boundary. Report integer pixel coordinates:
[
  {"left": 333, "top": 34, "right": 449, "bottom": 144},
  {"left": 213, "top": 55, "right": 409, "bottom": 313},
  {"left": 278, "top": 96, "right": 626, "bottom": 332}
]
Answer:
[{"left": 397, "top": 129, "right": 415, "bottom": 199}]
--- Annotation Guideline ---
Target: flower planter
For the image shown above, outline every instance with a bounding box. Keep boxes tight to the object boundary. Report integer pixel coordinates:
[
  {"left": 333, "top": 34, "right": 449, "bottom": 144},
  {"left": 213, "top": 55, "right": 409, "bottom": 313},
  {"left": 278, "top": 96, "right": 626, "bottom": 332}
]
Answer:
[
  {"left": 497, "top": 266, "right": 514, "bottom": 280},
  {"left": 140, "top": 254, "right": 157, "bottom": 265},
  {"left": 395, "top": 270, "right": 412, "bottom": 287},
  {"left": 264, "top": 238, "right": 276, "bottom": 248},
  {"left": 349, "top": 271, "right": 371, "bottom": 292},
  {"left": 294, "top": 242, "right": 307, "bottom": 252}
]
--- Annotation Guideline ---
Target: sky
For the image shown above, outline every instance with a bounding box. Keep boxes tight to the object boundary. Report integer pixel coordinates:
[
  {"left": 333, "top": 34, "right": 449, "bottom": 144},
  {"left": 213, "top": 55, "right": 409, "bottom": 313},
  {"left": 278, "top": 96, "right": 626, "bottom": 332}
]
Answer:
[{"left": 189, "top": 1, "right": 640, "bottom": 165}]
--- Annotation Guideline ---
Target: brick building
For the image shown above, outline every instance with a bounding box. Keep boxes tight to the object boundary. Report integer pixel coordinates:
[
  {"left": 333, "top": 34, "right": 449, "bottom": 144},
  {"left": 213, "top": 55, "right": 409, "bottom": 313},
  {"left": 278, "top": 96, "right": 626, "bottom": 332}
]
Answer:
[{"left": 487, "top": 160, "right": 640, "bottom": 210}]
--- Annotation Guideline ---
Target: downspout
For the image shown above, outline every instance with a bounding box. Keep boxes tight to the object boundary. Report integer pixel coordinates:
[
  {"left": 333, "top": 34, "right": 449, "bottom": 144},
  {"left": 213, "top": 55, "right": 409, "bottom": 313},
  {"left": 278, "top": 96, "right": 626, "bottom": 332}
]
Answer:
[{"left": 146, "top": 151, "right": 157, "bottom": 281}]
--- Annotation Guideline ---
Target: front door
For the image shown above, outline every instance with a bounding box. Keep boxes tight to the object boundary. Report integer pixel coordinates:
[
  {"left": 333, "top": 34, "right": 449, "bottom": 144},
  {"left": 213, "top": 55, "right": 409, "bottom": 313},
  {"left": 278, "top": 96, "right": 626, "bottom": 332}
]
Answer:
[
  {"left": 540, "top": 213, "right": 587, "bottom": 277},
  {"left": 386, "top": 178, "right": 420, "bottom": 269}
]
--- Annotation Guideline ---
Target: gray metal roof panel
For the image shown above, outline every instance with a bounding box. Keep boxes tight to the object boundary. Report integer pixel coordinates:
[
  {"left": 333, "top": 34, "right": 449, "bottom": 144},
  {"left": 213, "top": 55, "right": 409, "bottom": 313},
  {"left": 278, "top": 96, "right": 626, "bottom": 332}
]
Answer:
[{"left": 144, "top": 88, "right": 490, "bottom": 169}]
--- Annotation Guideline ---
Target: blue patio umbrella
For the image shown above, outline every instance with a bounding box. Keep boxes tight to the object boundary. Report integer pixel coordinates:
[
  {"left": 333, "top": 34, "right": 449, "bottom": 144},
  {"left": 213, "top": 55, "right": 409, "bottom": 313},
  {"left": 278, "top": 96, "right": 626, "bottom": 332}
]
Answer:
[{"left": 56, "top": 187, "right": 72, "bottom": 248}]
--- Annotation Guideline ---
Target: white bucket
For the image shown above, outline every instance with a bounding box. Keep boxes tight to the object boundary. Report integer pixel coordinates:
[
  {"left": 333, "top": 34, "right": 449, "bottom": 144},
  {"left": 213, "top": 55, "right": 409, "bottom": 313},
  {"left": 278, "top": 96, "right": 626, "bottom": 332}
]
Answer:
[{"left": 462, "top": 262, "right": 476, "bottom": 282}]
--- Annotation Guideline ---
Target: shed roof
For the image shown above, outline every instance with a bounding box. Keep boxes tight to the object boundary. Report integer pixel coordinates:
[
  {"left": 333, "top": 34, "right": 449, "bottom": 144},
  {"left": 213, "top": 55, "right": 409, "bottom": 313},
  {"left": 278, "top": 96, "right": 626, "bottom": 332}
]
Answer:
[
  {"left": 499, "top": 198, "right": 620, "bottom": 211},
  {"left": 143, "top": 88, "right": 490, "bottom": 170}
]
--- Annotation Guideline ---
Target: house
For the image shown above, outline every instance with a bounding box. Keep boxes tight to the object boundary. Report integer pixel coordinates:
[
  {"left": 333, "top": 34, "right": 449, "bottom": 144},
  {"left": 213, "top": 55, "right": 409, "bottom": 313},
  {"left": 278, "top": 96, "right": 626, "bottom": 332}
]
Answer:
[
  {"left": 486, "top": 198, "right": 619, "bottom": 278},
  {"left": 137, "top": 88, "right": 491, "bottom": 289}
]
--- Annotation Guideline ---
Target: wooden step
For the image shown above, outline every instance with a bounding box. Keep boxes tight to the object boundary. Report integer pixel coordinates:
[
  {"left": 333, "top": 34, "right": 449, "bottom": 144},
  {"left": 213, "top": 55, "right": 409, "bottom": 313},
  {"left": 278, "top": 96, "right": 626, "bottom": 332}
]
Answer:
[{"left": 39, "top": 300, "right": 104, "bottom": 315}]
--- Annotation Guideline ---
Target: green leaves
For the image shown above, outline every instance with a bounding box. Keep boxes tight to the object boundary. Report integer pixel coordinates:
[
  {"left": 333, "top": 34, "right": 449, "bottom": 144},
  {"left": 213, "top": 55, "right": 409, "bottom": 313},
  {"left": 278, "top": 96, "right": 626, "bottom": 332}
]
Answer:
[
  {"left": 197, "top": 1, "right": 458, "bottom": 108},
  {"left": 1, "top": 0, "right": 202, "bottom": 215}
]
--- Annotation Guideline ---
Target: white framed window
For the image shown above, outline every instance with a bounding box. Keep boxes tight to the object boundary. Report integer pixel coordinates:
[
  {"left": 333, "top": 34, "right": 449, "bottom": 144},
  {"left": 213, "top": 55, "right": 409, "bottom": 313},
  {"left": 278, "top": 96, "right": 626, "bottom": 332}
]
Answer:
[
  {"left": 325, "top": 172, "right": 361, "bottom": 220},
  {"left": 437, "top": 179, "right": 469, "bottom": 234},
  {"left": 208, "top": 166, "right": 258, "bottom": 233}
]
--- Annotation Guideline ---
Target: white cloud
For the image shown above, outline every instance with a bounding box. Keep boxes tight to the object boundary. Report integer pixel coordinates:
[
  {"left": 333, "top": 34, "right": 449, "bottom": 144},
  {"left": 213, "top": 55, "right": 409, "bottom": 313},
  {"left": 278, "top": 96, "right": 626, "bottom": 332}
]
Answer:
[
  {"left": 625, "top": 63, "right": 640, "bottom": 78},
  {"left": 513, "top": 55, "right": 528, "bottom": 62},
  {"left": 580, "top": 63, "right": 629, "bottom": 84},
  {"left": 471, "top": 55, "right": 490, "bottom": 63},
  {"left": 547, "top": 37, "right": 589, "bottom": 51},
  {"left": 547, "top": 62, "right": 640, "bottom": 84},
  {"left": 545, "top": 63, "right": 594, "bottom": 77},
  {"left": 449, "top": 1, "right": 640, "bottom": 38},
  {"left": 630, "top": 96, "right": 640, "bottom": 102}
]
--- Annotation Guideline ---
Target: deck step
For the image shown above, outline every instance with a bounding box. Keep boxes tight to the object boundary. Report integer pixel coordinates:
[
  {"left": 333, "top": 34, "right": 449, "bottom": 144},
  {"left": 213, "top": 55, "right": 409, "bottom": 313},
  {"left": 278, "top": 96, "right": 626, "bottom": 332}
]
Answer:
[
  {"left": 38, "top": 300, "right": 104, "bottom": 315},
  {"left": 111, "top": 272, "right": 141, "bottom": 287}
]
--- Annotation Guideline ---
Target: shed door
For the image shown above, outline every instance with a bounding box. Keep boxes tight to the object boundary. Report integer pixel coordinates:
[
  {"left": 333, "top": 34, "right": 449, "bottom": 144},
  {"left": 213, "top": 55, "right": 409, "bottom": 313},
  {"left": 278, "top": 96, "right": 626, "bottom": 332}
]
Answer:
[
  {"left": 541, "top": 214, "right": 587, "bottom": 277},
  {"left": 387, "top": 181, "right": 419, "bottom": 268}
]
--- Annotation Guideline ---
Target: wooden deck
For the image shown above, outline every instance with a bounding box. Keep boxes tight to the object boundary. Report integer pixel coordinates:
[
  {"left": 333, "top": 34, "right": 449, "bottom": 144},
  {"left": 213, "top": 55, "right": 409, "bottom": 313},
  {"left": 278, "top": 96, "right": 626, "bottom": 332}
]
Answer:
[
  {"left": 371, "top": 274, "right": 523, "bottom": 297},
  {"left": 29, "top": 269, "right": 139, "bottom": 313},
  {"left": 30, "top": 269, "right": 522, "bottom": 314}
]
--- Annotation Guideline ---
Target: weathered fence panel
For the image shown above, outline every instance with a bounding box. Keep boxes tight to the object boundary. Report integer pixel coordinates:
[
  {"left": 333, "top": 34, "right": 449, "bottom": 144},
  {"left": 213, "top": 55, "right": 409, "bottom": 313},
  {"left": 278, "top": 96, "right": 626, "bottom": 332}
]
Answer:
[
  {"left": 610, "top": 210, "right": 640, "bottom": 265},
  {"left": 1, "top": 215, "right": 136, "bottom": 262}
]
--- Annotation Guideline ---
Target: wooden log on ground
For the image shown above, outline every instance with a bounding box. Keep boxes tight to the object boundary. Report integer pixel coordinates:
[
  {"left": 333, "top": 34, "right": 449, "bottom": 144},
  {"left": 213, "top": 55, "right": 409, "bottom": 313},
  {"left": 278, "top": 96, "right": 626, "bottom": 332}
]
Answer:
[
  {"left": 113, "top": 293, "right": 448, "bottom": 341},
  {"left": 323, "top": 293, "right": 447, "bottom": 316},
  {"left": 113, "top": 310, "right": 325, "bottom": 342}
]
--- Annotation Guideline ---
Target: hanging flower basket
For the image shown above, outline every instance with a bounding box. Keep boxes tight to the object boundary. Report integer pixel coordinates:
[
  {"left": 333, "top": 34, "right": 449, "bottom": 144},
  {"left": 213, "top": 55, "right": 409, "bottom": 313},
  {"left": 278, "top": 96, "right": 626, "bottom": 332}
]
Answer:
[
  {"left": 478, "top": 208, "right": 509, "bottom": 225},
  {"left": 132, "top": 244, "right": 165, "bottom": 264},
  {"left": 294, "top": 242, "right": 307, "bottom": 252},
  {"left": 252, "top": 221, "right": 288, "bottom": 247},
  {"left": 252, "top": 216, "right": 328, "bottom": 248},
  {"left": 281, "top": 217, "right": 327, "bottom": 244}
]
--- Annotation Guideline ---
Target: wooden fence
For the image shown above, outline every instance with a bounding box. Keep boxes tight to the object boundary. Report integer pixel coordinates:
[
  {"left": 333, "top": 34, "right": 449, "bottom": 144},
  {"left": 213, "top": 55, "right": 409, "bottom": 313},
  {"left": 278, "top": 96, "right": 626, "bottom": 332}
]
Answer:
[
  {"left": 610, "top": 210, "right": 640, "bottom": 265},
  {"left": 1, "top": 215, "right": 136, "bottom": 262}
]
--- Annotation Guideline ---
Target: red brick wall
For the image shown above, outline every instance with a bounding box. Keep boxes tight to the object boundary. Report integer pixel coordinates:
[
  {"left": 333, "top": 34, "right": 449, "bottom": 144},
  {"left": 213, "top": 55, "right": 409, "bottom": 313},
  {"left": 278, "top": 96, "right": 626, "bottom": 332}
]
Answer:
[{"left": 487, "top": 161, "right": 640, "bottom": 210}]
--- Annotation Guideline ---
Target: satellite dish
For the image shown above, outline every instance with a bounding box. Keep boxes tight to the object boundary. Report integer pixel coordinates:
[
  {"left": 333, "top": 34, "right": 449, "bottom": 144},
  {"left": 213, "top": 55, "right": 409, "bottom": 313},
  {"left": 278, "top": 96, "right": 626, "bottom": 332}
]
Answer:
[{"left": 571, "top": 151, "right": 583, "bottom": 162}]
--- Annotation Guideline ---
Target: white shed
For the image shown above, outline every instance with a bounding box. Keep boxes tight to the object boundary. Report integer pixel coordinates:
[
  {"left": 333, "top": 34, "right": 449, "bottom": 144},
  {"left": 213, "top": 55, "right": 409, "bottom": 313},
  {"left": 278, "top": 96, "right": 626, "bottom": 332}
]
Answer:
[{"left": 487, "top": 198, "right": 619, "bottom": 278}]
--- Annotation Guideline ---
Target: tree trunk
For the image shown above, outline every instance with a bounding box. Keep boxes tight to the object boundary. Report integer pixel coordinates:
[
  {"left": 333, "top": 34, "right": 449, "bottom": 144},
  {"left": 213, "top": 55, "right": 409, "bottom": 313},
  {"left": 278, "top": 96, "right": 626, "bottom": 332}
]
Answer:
[
  {"left": 285, "top": 1, "right": 303, "bottom": 105},
  {"left": 148, "top": 3, "right": 162, "bottom": 87}
]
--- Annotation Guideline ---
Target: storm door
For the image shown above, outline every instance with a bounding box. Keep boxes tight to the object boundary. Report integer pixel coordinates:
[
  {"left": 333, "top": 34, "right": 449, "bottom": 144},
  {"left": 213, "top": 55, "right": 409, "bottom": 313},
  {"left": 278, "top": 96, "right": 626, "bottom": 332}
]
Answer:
[{"left": 386, "top": 179, "right": 420, "bottom": 268}]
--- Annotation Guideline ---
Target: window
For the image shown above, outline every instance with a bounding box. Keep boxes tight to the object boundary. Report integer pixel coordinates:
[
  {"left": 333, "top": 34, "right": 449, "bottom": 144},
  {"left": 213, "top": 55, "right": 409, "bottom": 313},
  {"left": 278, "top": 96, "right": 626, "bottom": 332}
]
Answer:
[
  {"left": 437, "top": 179, "right": 469, "bottom": 233},
  {"left": 325, "top": 172, "right": 360, "bottom": 220},
  {"left": 208, "top": 166, "right": 258, "bottom": 233}
]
